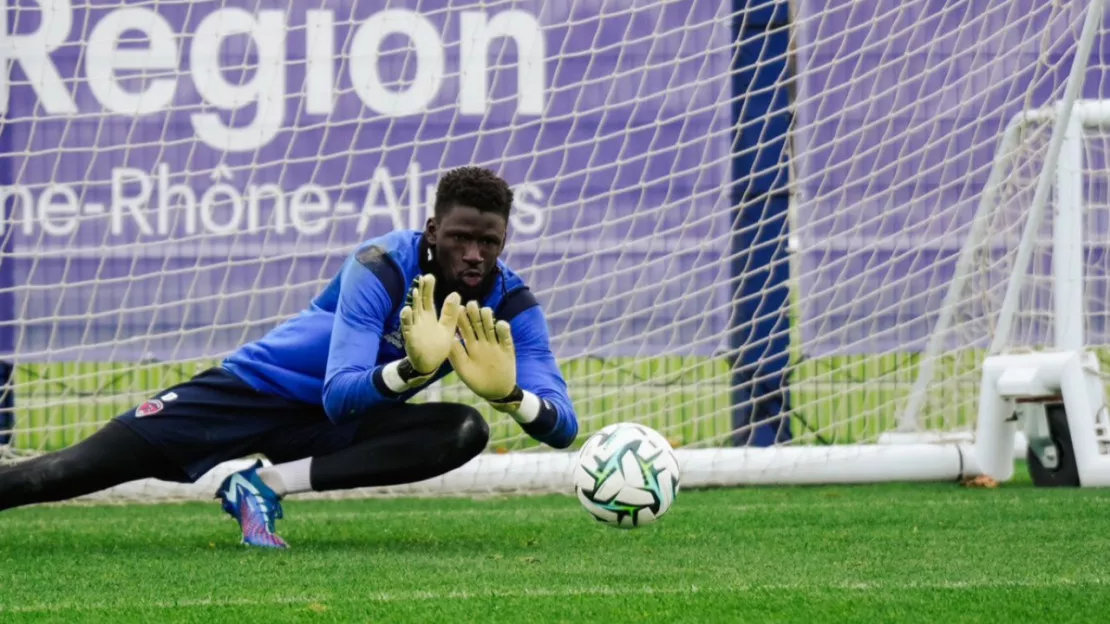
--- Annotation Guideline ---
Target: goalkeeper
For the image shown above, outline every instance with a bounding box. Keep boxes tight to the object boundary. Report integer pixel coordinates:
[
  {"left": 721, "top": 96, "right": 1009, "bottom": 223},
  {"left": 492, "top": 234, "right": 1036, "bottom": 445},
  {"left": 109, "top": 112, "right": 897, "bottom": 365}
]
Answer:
[{"left": 0, "top": 166, "right": 578, "bottom": 548}]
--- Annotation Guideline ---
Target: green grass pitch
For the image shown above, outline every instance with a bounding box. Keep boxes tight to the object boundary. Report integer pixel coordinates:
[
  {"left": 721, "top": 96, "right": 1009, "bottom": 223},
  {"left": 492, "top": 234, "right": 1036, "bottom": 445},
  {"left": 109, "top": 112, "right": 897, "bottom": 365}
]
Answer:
[{"left": 2, "top": 464, "right": 1109, "bottom": 622}]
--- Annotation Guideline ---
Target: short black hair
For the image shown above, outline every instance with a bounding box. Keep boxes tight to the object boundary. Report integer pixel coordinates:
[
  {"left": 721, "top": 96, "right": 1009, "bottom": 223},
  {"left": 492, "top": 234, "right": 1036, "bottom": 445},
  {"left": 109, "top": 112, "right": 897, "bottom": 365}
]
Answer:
[{"left": 434, "top": 166, "right": 513, "bottom": 221}]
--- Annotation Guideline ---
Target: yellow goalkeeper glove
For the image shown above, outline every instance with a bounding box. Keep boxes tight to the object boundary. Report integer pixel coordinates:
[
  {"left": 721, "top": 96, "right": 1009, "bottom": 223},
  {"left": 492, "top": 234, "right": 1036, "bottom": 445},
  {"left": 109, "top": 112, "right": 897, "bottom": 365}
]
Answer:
[
  {"left": 448, "top": 301, "right": 522, "bottom": 412},
  {"left": 399, "top": 274, "right": 462, "bottom": 377}
]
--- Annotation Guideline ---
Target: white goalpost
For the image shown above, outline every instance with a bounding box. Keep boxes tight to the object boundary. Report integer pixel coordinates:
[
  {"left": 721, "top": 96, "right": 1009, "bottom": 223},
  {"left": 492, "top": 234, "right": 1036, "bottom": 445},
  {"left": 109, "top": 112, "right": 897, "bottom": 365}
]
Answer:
[{"left": 3, "top": 0, "right": 1110, "bottom": 502}]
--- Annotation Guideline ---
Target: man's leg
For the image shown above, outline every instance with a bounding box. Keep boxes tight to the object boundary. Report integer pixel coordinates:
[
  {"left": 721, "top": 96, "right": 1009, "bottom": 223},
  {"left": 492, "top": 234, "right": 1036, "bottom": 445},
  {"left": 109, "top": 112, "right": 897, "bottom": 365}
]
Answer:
[
  {"left": 252, "top": 402, "right": 489, "bottom": 497},
  {"left": 0, "top": 420, "right": 183, "bottom": 512},
  {"left": 0, "top": 366, "right": 308, "bottom": 519},
  {"left": 210, "top": 401, "right": 486, "bottom": 549}
]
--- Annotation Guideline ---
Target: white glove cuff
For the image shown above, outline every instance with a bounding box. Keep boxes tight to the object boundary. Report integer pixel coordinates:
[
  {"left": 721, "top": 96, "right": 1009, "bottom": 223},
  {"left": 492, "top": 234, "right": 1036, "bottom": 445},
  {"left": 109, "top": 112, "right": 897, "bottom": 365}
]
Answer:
[
  {"left": 508, "top": 390, "right": 542, "bottom": 425},
  {"left": 381, "top": 360, "right": 409, "bottom": 393}
]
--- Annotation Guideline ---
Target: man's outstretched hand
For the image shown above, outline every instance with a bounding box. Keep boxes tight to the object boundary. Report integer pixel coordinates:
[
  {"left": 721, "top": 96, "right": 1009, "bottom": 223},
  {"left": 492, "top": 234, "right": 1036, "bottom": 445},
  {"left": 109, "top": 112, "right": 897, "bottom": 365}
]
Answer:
[
  {"left": 448, "top": 301, "right": 521, "bottom": 411},
  {"left": 400, "top": 274, "right": 462, "bottom": 375}
]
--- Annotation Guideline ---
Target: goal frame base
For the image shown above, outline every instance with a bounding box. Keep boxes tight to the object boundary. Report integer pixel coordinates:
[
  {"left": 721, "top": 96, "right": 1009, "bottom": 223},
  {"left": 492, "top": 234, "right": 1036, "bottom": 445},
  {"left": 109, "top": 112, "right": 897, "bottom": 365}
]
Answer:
[
  {"left": 69, "top": 442, "right": 986, "bottom": 503},
  {"left": 975, "top": 350, "right": 1110, "bottom": 487},
  {"left": 877, "top": 431, "right": 1028, "bottom": 460},
  {"left": 1024, "top": 401, "right": 1081, "bottom": 486}
]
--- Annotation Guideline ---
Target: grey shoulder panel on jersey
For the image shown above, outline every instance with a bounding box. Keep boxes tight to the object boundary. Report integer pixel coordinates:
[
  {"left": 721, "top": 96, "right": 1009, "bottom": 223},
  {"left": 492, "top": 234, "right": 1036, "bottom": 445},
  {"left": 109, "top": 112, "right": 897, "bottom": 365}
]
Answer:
[
  {"left": 497, "top": 286, "right": 539, "bottom": 322},
  {"left": 356, "top": 245, "right": 406, "bottom": 312}
]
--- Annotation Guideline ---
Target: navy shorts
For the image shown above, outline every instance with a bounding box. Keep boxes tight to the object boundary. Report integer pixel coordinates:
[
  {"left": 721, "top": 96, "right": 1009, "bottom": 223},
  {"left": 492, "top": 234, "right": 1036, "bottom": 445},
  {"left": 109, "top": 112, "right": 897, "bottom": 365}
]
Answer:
[{"left": 116, "top": 367, "right": 363, "bottom": 482}]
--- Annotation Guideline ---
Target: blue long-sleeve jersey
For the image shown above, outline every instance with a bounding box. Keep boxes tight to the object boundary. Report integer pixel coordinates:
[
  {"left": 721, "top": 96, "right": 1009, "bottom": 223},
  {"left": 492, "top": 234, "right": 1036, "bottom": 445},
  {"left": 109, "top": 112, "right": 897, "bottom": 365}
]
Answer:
[{"left": 221, "top": 230, "right": 578, "bottom": 449}]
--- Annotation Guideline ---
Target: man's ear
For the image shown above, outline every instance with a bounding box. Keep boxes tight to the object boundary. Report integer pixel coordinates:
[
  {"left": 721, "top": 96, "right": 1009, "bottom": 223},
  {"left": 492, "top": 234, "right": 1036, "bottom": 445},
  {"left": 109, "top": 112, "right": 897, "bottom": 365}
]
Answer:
[
  {"left": 498, "top": 218, "right": 509, "bottom": 255},
  {"left": 424, "top": 217, "right": 438, "bottom": 244}
]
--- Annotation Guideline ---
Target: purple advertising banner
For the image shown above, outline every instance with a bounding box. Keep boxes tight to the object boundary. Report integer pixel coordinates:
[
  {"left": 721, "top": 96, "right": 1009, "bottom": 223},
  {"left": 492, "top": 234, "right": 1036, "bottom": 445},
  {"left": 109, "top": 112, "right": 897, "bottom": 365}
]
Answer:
[
  {"left": 3, "top": 0, "right": 732, "bottom": 361},
  {"left": 794, "top": 0, "right": 1110, "bottom": 356}
]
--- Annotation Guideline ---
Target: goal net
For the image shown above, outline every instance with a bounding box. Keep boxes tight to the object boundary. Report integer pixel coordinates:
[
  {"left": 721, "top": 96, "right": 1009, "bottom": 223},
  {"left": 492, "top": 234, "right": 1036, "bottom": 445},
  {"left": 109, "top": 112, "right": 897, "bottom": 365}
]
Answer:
[{"left": 0, "top": 0, "right": 1106, "bottom": 500}]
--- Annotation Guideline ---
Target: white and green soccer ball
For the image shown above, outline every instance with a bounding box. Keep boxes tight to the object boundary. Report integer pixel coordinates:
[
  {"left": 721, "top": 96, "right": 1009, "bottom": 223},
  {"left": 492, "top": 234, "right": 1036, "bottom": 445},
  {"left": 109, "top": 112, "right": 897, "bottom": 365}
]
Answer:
[{"left": 573, "top": 422, "right": 680, "bottom": 528}]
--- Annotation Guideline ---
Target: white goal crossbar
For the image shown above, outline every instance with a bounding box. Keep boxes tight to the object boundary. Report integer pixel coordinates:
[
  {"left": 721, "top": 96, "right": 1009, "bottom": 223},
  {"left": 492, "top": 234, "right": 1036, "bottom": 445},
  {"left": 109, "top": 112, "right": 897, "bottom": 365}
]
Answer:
[{"left": 83, "top": 443, "right": 980, "bottom": 503}]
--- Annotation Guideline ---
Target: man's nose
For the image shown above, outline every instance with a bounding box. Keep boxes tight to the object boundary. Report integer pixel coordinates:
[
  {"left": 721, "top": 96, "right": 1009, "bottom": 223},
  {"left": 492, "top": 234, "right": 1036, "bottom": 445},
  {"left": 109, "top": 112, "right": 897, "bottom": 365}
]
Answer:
[{"left": 462, "top": 243, "right": 483, "bottom": 264}]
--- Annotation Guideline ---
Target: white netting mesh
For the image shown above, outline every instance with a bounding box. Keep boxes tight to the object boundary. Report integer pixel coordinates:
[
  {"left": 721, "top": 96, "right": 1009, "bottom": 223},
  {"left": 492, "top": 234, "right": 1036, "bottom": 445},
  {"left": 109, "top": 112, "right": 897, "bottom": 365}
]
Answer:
[
  {"left": 907, "top": 104, "right": 1110, "bottom": 435},
  {"left": 0, "top": 0, "right": 1106, "bottom": 497}
]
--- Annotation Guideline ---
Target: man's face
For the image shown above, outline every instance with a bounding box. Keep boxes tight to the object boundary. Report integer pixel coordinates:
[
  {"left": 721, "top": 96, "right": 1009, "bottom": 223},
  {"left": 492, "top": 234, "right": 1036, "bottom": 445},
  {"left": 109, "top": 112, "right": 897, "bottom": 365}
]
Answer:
[{"left": 425, "top": 204, "right": 507, "bottom": 302}]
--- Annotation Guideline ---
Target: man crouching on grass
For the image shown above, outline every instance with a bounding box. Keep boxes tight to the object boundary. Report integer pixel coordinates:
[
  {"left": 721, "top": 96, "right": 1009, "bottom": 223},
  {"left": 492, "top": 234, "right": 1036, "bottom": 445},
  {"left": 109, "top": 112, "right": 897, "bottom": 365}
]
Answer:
[{"left": 0, "top": 166, "right": 578, "bottom": 548}]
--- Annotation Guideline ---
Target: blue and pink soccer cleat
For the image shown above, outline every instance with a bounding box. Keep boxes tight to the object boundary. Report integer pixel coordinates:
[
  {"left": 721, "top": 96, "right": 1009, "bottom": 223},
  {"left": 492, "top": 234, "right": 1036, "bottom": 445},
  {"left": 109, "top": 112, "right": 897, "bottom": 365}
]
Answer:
[{"left": 215, "top": 460, "right": 288, "bottom": 549}]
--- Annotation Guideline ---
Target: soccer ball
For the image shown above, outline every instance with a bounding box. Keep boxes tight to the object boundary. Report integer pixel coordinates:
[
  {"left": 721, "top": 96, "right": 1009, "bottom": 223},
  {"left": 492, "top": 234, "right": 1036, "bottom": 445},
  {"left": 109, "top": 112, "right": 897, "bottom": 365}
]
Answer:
[{"left": 573, "top": 422, "right": 680, "bottom": 528}]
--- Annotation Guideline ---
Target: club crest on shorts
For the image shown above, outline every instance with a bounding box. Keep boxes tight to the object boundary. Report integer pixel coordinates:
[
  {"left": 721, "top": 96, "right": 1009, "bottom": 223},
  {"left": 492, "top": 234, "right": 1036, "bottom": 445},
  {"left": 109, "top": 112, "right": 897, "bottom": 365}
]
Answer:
[{"left": 135, "top": 399, "right": 164, "bottom": 417}]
